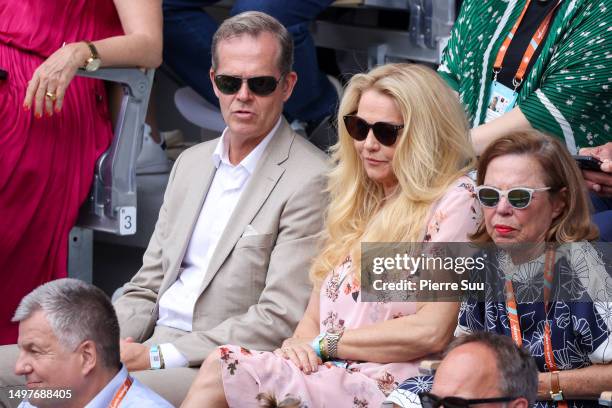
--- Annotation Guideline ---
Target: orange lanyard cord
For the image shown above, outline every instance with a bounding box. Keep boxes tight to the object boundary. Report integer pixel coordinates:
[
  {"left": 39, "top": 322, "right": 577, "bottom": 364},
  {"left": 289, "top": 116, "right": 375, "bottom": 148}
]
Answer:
[
  {"left": 108, "top": 375, "right": 133, "bottom": 408},
  {"left": 504, "top": 247, "right": 567, "bottom": 406},
  {"left": 493, "top": 0, "right": 560, "bottom": 87}
]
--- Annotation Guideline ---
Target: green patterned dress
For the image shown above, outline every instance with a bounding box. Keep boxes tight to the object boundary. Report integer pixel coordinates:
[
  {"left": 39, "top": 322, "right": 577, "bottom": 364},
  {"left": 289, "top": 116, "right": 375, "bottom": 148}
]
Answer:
[{"left": 438, "top": 0, "right": 611, "bottom": 152}]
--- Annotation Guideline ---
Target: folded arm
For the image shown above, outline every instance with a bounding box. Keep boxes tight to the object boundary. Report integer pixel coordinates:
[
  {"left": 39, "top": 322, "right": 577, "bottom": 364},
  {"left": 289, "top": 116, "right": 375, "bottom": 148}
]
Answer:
[
  {"left": 338, "top": 181, "right": 478, "bottom": 363},
  {"left": 338, "top": 301, "right": 459, "bottom": 363},
  {"left": 537, "top": 364, "right": 612, "bottom": 400}
]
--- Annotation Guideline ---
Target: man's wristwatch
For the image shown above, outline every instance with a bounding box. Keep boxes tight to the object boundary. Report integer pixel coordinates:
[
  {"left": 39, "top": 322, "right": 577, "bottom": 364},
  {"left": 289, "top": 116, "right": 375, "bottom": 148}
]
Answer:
[
  {"left": 150, "top": 345, "right": 165, "bottom": 370},
  {"left": 83, "top": 41, "right": 101, "bottom": 72},
  {"left": 549, "top": 371, "right": 564, "bottom": 401}
]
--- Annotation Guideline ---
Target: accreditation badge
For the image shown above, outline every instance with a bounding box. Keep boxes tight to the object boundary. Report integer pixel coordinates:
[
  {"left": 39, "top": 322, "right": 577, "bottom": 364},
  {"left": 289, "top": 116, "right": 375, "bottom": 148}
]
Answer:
[{"left": 485, "top": 81, "right": 518, "bottom": 123}]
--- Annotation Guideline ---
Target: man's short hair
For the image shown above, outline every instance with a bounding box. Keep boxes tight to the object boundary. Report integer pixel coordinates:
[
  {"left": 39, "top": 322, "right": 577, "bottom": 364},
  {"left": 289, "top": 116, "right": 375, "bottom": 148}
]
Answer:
[
  {"left": 211, "top": 11, "right": 294, "bottom": 76},
  {"left": 446, "top": 332, "right": 538, "bottom": 406},
  {"left": 13, "top": 278, "right": 120, "bottom": 369}
]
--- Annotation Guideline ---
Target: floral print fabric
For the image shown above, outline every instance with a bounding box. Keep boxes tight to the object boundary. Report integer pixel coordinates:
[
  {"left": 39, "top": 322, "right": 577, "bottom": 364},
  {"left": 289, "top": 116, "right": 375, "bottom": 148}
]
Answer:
[
  {"left": 386, "top": 242, "right": 612, "bottom": 408},
  {"left": 218, "top": 177, "right": 480, "bottom": 407},
  {"left": 438, "top": 0, "right": 612, "bottom": 151}
]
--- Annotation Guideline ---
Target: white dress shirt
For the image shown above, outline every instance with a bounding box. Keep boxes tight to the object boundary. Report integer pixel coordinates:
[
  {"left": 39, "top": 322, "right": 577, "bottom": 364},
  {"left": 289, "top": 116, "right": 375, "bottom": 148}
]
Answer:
[{"left": 155, "top": 119, "right": 280, "bottom": 368}]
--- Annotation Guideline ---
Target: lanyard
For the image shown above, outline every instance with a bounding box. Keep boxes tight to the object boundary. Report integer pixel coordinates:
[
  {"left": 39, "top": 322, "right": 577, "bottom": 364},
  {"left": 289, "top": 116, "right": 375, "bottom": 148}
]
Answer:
[
  {"left": 493, "top": 0, "right": 560, "bottom": 89},
  {"left": 108, "top": 375, "right": 133, "bottom": 408},
  {"left": 505, "top": 247, "right": 567, "bottom": 408}
]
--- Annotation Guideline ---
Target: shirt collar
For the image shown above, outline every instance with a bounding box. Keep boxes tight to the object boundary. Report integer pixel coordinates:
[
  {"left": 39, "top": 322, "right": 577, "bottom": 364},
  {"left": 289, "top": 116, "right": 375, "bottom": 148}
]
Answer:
[
  {"left": 212, "top": 117, "right": 281, "bottom": 173},
  {"left": 84, "top": 365, "right": 129, "bottom": 408}
]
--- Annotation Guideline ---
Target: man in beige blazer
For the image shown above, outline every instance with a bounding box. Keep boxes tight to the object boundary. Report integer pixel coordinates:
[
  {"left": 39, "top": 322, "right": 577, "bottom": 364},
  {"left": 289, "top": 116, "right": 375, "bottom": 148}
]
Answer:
[
  {"left": 115, "top": 11, "right": 330, "bottom": 405},
  {"left": 0, "top": 11, "right": 329, "bottom": 408}
]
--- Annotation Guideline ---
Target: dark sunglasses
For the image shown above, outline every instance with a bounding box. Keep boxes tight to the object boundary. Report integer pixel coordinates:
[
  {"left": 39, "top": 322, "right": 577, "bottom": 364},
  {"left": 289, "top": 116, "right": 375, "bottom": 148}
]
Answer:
[
  {"left": 475, "top": 186, "right": 551, "bottom": 209},
  {"left": 214, "top": 74, "right": 283, "bottom": 96},
  {"left": 343, "top": 114, "right": 404, "bottom": 146},
  {"left": 419, "top": 392, "right": 517, "bottom": 408}
]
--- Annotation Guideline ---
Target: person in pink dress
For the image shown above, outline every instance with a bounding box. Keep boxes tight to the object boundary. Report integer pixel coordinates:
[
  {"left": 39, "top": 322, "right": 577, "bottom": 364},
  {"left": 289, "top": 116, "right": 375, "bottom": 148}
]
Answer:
[
  {"left": 180, "top": 63, "right": 482, "bottom": 407},
  {"left": 0, "top": 0, "right": 162, "bottom": 344}
]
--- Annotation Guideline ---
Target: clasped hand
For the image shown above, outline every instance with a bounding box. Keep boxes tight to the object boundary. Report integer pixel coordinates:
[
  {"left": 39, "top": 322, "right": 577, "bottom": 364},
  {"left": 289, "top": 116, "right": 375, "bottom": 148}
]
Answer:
[
  {"left": 274, "top": 337, "right": 322, "bottom": 375},
  {"left": 120, "top": 337, "right": 151, "bottom": 371}
]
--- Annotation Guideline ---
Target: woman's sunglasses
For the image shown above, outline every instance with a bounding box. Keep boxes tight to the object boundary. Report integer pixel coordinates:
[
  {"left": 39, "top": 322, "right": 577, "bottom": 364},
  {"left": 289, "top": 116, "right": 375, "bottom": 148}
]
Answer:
[
  {"left": 475, "top": 186, "right": 551, "bottom": 209},
  {"left": 419, "top": 392, "right": 517, "bottom": 408},
  {"left": 213, "top": 74, "right": 283, "bottom": 96},
  {"left": 343, "top": 114, "right": 404, "bottom": 146}
]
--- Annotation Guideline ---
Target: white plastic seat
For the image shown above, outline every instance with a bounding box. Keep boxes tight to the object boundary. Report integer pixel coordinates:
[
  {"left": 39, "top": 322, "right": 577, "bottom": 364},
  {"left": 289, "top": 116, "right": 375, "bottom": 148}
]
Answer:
[{"left": 174, "top": 86, "right": 226, "bottom": 133}]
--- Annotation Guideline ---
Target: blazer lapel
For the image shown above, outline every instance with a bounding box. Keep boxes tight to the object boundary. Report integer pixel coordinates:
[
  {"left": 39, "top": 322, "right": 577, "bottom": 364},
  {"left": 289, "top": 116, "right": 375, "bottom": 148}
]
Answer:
[
  {"left": 160, "top": 143, "right": 217, "bottom": 294},
  {"left": 199, "top": 120, "right": 294, "bottom": 293}
]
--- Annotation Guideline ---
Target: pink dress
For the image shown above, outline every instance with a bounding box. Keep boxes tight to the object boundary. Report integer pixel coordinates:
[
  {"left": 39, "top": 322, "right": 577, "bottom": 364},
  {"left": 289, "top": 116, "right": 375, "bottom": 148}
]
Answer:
[
  {"left": 0, "top": 1, "right": 123, "bottom": 344},
  {"left": 218, "top": 177, "right": 481, "bottom": 407}
]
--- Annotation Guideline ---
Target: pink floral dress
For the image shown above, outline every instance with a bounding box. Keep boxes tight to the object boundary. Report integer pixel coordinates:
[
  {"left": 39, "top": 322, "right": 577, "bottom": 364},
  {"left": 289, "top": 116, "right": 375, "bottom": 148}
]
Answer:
[{"left": 218, "top": 176, "right": 480, "bottom": 407}]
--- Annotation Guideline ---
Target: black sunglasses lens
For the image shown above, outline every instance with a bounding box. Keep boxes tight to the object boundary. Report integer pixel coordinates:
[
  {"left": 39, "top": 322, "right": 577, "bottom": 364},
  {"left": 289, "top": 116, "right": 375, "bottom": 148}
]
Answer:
[
  {"left": 442, "top": 397, "right": 471, "bottom": 408},
  {"left": 214, "top": 75, "right": 278, "bottom": 95},
  {"left": 247, "top": 76, "right": 278, "bottom": 96},
  {"left": 507, "top": 189, "right": 531, "bottom": 208},
  {"left": 372, "top": 122, "right": 400, "bottom": 146},
  {"left": 214, "top": 75, "right": 242, "bottom": 94},
  {"left": 344, "top": 116, "right": 369, "bottom": 141},
  {"left": 478, "top": 188, "right": 500, "bottom": 207}
]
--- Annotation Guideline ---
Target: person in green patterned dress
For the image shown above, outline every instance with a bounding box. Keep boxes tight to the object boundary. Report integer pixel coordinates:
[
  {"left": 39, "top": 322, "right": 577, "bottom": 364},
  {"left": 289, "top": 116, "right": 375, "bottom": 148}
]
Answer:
[
  {"left": 438, "top": 0, "right": 611, "bottom": 239},
  {"left": 439, "top": 0, "right": 610, "bottom": 153}
]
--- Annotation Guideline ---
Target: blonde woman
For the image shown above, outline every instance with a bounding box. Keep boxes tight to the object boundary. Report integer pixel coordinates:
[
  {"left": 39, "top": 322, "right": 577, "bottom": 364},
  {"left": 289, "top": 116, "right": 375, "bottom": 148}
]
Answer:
[{"left": 181, "top": 63, "right": 481, "bottom": 407}]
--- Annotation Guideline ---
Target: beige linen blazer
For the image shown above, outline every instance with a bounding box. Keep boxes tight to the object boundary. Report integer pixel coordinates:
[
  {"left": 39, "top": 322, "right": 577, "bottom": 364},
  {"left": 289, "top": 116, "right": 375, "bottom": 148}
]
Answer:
[{"left": 114, "top": 119, "right": 330, "bottom": 365}]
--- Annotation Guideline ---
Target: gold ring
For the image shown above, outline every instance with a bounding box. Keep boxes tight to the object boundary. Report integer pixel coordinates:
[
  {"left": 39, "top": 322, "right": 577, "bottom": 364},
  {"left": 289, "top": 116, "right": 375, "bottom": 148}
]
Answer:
[{"left": 45, "top": 91, "right": 57, "bottom": 101}]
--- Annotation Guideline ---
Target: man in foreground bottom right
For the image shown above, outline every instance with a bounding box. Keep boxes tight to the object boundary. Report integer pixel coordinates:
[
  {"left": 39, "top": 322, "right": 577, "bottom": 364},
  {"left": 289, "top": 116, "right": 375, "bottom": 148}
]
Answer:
[{"left": 392, "top": 332, "right": 538, "bottom": 408}]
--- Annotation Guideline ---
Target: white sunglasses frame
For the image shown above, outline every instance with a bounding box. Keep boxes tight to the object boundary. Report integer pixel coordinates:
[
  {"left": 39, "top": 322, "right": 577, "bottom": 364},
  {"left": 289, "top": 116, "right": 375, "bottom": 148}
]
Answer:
[{"left": 475, "top": 186, "right": 551, "bottom": 209}]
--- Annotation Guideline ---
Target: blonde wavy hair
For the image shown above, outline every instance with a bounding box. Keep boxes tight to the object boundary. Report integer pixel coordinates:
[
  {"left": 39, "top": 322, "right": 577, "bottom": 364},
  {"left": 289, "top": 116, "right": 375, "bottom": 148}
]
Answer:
[{"left": 310, "top": 63, "right": 476, "bottom": 284}]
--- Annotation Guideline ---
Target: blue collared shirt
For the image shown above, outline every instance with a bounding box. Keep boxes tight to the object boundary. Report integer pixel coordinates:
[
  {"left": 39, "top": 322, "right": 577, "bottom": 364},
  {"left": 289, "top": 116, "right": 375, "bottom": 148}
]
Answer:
[{"left": 18, "top": 365, "right": 173, "bottom": 408}]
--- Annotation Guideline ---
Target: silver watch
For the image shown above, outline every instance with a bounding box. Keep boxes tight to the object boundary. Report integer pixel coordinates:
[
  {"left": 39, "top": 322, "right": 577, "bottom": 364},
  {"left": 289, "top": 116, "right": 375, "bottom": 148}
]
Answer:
[{"left": 325, "top": 330, "right": 343, "bottom": 359}]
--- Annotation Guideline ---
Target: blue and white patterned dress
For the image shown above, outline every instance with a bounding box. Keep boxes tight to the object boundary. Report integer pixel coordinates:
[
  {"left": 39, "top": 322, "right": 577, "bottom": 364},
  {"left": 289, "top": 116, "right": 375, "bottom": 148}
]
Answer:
[{"left": 387, "top": 243, "right": 612, "bottom": 408}]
